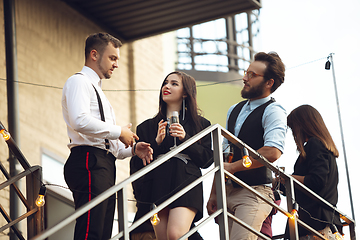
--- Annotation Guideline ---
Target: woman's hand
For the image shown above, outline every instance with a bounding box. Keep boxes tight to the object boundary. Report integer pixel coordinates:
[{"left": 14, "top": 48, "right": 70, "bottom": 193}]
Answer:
[
  {"left": 155, "top": 119, "right": 167, "bottom": 145},
  {"left": 169, "top": 123, "right": 186, "bottom": 141},
  {"left": 278, "top": 174, "right": 305, "bottom": 184}
]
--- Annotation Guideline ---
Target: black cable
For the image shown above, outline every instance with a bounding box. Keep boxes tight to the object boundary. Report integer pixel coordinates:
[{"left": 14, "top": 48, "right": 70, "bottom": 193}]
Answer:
[
  {"left": 285, "top": 56, "right": 327, "bottom": 70},
  {"left": 0, "top": 55, "right": 328, "bottom": 92},
  {"left": 17, "top": 153, "right": 214, "bottom": 207},
  {"left": 281, "top": 183, "right": 338, "bottom": 227}
]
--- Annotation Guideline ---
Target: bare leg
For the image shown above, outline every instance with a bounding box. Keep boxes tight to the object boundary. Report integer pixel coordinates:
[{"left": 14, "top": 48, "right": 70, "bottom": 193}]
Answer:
[
  {"left": 153, "top": 207, "right": 197, "bottom": 240},
  {"left": 153, "top": 207, "right": 170, "bottom": 240},
  {"left": 167, "top": 207, "right": 196, "bottom": 240}
]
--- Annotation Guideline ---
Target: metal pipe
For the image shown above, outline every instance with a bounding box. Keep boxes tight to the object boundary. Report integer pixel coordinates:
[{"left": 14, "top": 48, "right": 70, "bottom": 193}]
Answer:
[
  {"left": 225, "top": 16, "right": 238, "bottom": 72},
  {"left": 328, "top": 53, "right": 355, "bottom": 220},
  {"left": 189, "top": 27, "right": 195, "bottom": 70},
  {"left": 4, "top": 0, "right": 21, "bottom": 238},
  {"left": 247, "top": 12, "right": 254, "bottom": 60}
]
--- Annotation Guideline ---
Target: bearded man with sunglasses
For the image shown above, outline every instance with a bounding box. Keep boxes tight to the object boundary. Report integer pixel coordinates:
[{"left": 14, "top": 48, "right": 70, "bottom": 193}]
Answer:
[{"left": 207, "top": 52, "right": 287, "bottom": 240}]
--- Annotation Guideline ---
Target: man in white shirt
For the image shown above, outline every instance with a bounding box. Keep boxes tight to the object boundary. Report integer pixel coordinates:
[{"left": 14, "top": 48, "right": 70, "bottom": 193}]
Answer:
[{"left": 62, "top": 32, "right": 153, "bottom": 240}]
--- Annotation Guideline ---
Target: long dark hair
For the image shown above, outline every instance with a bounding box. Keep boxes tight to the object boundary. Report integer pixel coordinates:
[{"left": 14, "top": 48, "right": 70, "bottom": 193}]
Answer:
[
  {"left": 155, "top": 71, "right": 202, "bottom": 134},
  {"left": 287, "top": 104, "right": 339, "bottom": 158}
]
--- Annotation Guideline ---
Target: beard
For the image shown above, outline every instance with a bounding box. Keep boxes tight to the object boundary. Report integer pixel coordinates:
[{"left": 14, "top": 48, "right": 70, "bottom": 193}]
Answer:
[
  {"left": 241, "top": 80, "right": 266, "bottom": 99},
  {"left": 102, "top": 70, "right": 111, "bottom": 79},
  {"left": 97, "top": 56, "right": 112, "bottom": 79}
]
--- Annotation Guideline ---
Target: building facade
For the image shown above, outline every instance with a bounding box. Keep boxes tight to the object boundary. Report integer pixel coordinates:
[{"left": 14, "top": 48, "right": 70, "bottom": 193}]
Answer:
[
  {"left": 0, "top": 0, "right": 171, "bottom": 237},
  {"left": 0, "top": 0, "right": 264, "bottom": 238}
]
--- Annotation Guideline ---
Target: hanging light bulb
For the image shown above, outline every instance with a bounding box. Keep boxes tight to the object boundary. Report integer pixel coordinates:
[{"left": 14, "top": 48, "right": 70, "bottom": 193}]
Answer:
[
  {"left": 330, "top": 224, "right": 344, "bottom": 240},
  {"left": 242, "top": 147, "right": 252, "bottom": 168},
  {"left": 150, "top": 203, "right": 160, "bottom": 226},
  {"left": 289, "top": 202, "right": 299, "bottom": 220},
  {"left": 35, "top": 185, "right": 46, "bottom": 207},
  {"left": 0, "top": 129, "right": 11, "bottom": 141},
  {"left": 0, "top": 122, "right": 11, "bottom": 141},
  {"left": 289, "top": 209, "right": 298, "bottom": 220}
]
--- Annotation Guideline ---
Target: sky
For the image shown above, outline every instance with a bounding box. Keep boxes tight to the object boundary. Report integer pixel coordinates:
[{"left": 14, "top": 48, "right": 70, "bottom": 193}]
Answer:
[{"left": 199, "top": 0, "right": 360, "bottom": 239}]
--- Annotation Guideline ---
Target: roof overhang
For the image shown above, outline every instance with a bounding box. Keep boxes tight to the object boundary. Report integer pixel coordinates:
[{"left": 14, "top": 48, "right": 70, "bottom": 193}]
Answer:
[{"left": 62, "top": 0, "right": 262, "bottom": 42}]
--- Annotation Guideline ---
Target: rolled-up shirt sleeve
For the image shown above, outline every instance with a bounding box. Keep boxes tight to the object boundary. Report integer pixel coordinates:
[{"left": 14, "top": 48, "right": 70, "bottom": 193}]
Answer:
[{"left": 262, "top": 104, "right": 287, "bottom": 153}]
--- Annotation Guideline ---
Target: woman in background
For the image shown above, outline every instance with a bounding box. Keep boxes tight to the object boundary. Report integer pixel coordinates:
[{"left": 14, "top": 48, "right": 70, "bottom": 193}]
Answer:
[
  {"left": 283, "top": 104, "right": 343, "bottom": 239},
  {"left": 130, "top": 71, "right": 212, "bottom": 240}
]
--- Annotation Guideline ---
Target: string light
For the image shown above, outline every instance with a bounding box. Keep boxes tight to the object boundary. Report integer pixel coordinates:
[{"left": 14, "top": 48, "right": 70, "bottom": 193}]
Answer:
[
  {"left": 330, "top": 224, "right": 344, "bottom": 240},
  {"left": 0, "top": 55, "right": 329, "bottom": 92},
  {"left": 150, "top": 203, "right": 160, "bottom": 226},
  {"left": 35, "top": 185, "right": 46, "bottom": 207},
  {"left": 242, "top": 147, "right": 252, "bottom": 168},
  {"left": 0, "top": 122, "right": 11, "bottom": 141},
  {"left": 289, "top": 202, "right": 299, "bottom": 221},
  {"left": 0, "top": 129, "right": 10, "bottom": 141}
]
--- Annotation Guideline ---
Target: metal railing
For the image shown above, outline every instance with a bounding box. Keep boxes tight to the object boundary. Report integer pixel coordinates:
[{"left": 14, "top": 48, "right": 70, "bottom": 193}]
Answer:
[
  {"left": 176, "top": 11, "right": 260, "bottom": 74},
  {"left": 29, "top": 124, "right": 355, "bottom": 240},
  {"left": 0, "top": 121, "right": 44, "bottom": 239}
]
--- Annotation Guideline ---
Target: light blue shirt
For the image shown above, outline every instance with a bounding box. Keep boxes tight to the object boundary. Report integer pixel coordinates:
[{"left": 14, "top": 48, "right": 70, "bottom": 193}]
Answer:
[{"left": 225, "top": 96, "right": 287, "bottom": 153}]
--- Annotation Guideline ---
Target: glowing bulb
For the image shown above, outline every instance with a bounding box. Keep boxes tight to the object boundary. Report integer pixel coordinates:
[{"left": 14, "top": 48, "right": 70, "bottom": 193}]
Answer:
[
  {"left": 0, "top": 129, "right": 10, "bottom": 141},
  {"left": 289, "top": 202, "right": 299, "bottom": 220},
  {"left": 36, "top": 195, "right": 45, "bottom": 207},
  {"left": 35, "top": 185, "right": 46, "bottom": 207},
  {"left": 330, "top": 224, "right": 344, "bottom": 240},
  {"left": 334, "top": 232, "right": 344, "bottom": 240},
  {"left": 150, "top": 213, "right": 160, "bottom": 226},
  {"left": 150, "top": 204, "right": 160, "bottom": 226},
  {"left": 242, "top": 148, "right": 252, "bottom": 168},
  {"left": 289, "top": 209, "right": 298, "bottom": 220}
]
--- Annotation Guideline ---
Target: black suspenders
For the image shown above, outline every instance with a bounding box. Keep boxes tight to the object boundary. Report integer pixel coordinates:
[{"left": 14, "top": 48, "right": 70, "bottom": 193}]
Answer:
[
  {"left": 74, "top": 72, "right": 110, "bottom": 152},
  {"left": 92, "top": 85, "right": 110, "bottom": 152}
]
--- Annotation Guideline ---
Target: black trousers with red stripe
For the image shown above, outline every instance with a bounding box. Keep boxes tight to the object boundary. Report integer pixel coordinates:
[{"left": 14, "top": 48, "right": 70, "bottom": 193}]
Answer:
[{"left": 64, "top": 146, "right": 116, "bottom": 240}]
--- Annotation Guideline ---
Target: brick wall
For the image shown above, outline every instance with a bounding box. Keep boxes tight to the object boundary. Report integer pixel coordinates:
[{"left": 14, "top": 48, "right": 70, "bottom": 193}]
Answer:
[{"left": 0, "top": 0, "right": 168, "bottom": 237}]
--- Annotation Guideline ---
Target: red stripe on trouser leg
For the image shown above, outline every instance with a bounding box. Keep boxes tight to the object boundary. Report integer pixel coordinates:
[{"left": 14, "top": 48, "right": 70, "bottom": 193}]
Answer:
[{"left": 85, "top": 152, "right": 91, "bottom": 240}]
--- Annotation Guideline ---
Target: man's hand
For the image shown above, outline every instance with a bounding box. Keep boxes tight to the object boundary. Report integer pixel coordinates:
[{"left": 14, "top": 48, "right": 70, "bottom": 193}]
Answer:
[
  {"left": 222, "top": 146, "right": 282, "bottom": 174},
  {"left": 135, "top": 142, "right": 153, "bottom": 166},
  {"left": 223, "top": 162, "right": 236, "bottom": 174},
  {"left": 206, "top": 194, "right": 218, "bottom": 218},
  {"left": 119, "top": 123, "right": 139, "bottom": 148}
]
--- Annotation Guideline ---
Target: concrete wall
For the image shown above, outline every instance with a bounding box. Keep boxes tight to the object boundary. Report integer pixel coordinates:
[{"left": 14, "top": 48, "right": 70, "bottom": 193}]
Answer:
[{"left": 0, "top": 0, "right": 167, "bottom": 237}]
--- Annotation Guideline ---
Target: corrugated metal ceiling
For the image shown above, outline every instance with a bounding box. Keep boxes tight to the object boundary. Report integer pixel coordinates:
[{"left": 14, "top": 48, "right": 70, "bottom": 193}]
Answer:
[{"left": 62, "top": 0, "right": 261, "bottom": 42}]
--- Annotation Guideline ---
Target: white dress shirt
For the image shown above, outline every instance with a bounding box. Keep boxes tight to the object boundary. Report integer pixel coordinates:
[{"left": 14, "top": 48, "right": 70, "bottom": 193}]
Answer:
[{"left": 62, "top": 66, "right": 132, "bottom": 159}]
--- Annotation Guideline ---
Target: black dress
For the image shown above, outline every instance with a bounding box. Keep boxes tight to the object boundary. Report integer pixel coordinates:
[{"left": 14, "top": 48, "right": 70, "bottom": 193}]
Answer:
[
  {"left": 131, "top": 113, "right": 213, "bottom": 225},
  {"left": 283, "top": 137, "right": 342, "bottom": 238}
]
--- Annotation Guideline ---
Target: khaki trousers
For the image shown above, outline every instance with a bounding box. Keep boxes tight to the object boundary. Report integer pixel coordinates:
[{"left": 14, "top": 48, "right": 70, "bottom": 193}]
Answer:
[{"left": 226, "top": 184, "right": 274, "bottom": 240}]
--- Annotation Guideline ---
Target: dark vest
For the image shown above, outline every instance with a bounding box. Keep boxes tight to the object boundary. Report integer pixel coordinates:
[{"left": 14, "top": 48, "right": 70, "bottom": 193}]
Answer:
[{"left": 227, "top": 98, "right": 275, "bottom": 187}]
